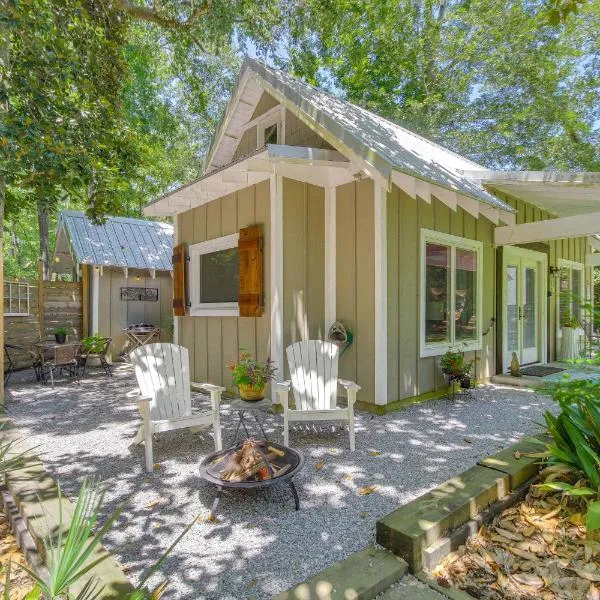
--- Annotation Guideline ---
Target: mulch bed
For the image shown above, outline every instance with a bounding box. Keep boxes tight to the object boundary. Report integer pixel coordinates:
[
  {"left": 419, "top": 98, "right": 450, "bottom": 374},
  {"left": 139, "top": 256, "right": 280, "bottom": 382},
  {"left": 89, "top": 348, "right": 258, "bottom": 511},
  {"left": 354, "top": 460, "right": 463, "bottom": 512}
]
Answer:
[
  {"left": 434, "top": 482, "right": 600, "bottom": 600},
  {"left": 0, "top": 509, "right": 35, "bottom": 599}
]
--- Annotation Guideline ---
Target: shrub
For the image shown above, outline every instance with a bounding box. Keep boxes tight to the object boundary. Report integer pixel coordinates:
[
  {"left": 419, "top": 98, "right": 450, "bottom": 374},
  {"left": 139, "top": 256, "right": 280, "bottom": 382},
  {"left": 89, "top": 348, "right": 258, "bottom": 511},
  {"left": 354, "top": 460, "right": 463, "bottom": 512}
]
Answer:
[{"left": 536, "top": 379, "right": 600, "bottom": 531}]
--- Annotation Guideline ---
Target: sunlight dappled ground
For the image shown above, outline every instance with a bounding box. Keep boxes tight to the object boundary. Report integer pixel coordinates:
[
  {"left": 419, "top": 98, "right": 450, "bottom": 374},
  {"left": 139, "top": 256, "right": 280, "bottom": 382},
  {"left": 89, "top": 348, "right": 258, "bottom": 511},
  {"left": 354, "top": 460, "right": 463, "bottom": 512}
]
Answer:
[{"left": 5, "top": 367, "right": 554, "bottom": 599}]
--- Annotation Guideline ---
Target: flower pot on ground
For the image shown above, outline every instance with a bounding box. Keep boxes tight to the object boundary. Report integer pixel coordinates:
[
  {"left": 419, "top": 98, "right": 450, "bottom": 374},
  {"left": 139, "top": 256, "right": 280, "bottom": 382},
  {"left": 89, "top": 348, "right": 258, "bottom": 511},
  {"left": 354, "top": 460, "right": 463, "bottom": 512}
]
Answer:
[
  {"left": 228, "top": 351, "right": 276, "bottom": 403},
  {"left": 460, "top": 376, "right": 471, "bottom": 389},
  {"left": 54, "top": 326, "right": 68, "bottom": 344}
]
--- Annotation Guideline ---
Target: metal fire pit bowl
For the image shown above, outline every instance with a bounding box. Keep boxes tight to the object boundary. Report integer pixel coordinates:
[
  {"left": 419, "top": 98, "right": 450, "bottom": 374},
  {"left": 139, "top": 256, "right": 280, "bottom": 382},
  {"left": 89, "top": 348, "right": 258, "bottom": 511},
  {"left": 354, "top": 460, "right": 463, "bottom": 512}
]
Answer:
[{"left": 199, "top": 441, "right": 305, "bottom": 519}]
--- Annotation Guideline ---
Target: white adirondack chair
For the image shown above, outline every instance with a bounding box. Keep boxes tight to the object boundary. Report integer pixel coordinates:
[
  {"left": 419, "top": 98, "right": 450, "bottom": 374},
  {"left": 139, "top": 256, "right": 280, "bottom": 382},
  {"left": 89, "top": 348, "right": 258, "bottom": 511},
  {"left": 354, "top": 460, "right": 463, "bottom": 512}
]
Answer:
[
  {"left": 277, "top": 340, "right": 360, "bottom": 451},
  {"left": 129, "top": 343, "right": 224, "bottom": 472}
]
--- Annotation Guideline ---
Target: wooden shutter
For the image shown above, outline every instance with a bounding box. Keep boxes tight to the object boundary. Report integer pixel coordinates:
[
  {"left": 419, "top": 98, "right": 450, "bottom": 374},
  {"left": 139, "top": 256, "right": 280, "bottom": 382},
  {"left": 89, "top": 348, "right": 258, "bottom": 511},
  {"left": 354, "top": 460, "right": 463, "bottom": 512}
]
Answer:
[
  {"left": 172, "top": 243, "right": 187, "bottom": 317},
  {"left": 238, "top": 225, "right": 263, "bottom": 317}
]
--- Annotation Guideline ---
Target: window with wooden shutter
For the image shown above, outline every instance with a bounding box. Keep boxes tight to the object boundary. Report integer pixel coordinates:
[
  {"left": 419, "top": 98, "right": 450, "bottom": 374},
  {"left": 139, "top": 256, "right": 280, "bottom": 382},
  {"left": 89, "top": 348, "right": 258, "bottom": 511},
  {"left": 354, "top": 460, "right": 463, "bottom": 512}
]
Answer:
[
  {"left": 172, "top": 242, "right": 187, "bottom": 316},
  {"left": 238, "top": 225, "right": 263, "bottom": 317}
]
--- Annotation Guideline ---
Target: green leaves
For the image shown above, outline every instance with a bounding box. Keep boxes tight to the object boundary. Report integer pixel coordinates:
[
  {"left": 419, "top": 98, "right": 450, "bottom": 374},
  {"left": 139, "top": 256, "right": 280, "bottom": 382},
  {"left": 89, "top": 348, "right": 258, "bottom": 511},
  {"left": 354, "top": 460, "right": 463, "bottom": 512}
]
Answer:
[{"left": 538, "top": 378, "right": 600, "bottom": 532}]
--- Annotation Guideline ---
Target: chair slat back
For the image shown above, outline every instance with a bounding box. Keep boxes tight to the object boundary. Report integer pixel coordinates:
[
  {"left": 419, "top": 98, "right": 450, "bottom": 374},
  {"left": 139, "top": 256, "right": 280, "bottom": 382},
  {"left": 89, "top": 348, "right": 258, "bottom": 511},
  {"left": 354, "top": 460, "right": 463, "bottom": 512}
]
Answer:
[
  {"left": 286, "top": 340, "right": 339, "bottom": 410},
  {"left": 130, "top": 343, "right": 191, "bottom": 420},
  {"left": 53, "top": 344, "right": 78, "bottom": 365}
]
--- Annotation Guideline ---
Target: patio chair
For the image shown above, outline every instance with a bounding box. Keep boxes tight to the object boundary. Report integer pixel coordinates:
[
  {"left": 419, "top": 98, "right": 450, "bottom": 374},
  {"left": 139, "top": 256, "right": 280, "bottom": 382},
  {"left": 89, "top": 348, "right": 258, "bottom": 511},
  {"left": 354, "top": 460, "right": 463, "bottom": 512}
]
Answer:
[
  {"left": 79, "top": 337, "right": 113, "bottom": 377},
  {"left": 4, "top": 343, "right": 42, "bottom": 386},
  {"left": 129, "top": 343, "right": 224, "bottom": 472},
  {"left": 44, "top": 344, "right": 81, "bottom": 390},
  {"left": 277, "top": 340, "right": 360, "bottom": 451}
]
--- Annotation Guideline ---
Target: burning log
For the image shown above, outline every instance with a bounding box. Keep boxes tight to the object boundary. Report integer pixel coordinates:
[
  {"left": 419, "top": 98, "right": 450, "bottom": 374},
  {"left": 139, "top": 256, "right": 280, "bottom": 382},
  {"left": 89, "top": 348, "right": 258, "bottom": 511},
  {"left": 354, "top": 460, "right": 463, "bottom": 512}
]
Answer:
[{"left": 218, "top": 439, "right": 289, "bottom": 482}]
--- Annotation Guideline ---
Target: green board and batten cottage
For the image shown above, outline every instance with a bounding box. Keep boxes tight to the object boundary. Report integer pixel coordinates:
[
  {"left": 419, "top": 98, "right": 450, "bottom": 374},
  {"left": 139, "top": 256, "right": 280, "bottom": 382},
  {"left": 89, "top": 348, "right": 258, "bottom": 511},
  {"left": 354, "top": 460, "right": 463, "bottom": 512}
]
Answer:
[{"left": 145, "top": 58, "right": 600, "bottom": 411}]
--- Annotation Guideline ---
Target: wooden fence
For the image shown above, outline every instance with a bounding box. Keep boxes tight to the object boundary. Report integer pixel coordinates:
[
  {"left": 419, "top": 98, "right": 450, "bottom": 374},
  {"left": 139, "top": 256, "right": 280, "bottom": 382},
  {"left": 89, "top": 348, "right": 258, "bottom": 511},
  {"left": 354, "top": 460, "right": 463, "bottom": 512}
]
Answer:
[{"left": 4, "top": 279, "right": 83, "bottom": 369}]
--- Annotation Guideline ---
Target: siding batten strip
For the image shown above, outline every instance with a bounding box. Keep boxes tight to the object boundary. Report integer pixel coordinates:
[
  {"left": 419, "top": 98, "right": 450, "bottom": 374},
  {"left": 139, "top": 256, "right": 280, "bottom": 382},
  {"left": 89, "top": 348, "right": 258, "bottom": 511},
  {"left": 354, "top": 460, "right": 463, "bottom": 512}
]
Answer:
[
  {"left": 270, "top": 174, "right": 284, "bottom": 401},
  {"left": 324, "top": 187, "right": 337, "bottom": 329},
  {"left": 374, "top": 182, "right": 388, "bottom": 405},
  {"left": 91, "top": 266, "right": 99, "bottom": 335}
]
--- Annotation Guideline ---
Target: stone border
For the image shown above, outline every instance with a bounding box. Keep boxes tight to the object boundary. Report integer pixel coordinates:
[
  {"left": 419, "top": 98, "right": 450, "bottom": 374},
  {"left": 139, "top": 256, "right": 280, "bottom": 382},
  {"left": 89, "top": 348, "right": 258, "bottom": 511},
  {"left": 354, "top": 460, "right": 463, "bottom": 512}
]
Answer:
[
  {"left": 376, "top": 436, "right": 543, "bottom": 573},
  {"left": 274, "top": 546, "right": 409, "bottom": 600},
  {"left": 0, "top": 415, "right": 134, "bottom": 598}
]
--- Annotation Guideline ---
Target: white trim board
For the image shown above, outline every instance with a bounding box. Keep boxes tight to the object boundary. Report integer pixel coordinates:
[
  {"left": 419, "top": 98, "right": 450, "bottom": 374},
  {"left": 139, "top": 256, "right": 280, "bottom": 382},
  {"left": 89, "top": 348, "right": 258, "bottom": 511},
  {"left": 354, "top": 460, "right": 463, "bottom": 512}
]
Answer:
[
  {"left": 374, "top": 182, "right": 388, "bottom": 405},
  {"left": 270, "top": 174, "right": 284, "bottom": 402},
  {"left": 495, "top": 211, "right": 600, "bottom": 246},
  {"left": 324, "top": 187, "right": 337, "bottom": 330}
]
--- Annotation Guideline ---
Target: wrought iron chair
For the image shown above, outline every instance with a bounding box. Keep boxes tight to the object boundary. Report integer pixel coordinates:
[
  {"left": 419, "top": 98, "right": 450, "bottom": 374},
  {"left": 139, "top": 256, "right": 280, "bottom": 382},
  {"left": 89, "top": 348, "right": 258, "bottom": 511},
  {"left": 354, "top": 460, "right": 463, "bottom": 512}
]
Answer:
[
  {"left": 44, "top": 344, "right": 81, "bottom": 390},
  {"left": 79, "top": 337, "right": 113, "bottom": 377},
  {"left": 4, "top": 343, "right": 42, "bottom": 386}
]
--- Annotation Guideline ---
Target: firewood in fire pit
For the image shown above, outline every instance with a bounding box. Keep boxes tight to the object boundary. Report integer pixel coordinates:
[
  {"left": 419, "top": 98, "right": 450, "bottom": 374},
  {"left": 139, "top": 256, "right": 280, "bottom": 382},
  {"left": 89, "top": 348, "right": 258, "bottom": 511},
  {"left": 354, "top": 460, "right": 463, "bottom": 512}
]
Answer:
[{"left": 219, "top": 439, "right": 278, "bottom": 482}]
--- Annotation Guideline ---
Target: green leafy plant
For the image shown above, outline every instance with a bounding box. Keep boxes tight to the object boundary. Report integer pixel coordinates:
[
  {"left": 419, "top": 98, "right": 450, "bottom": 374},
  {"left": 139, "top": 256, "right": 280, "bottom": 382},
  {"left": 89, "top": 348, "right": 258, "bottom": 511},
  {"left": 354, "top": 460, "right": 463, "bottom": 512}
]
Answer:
[
  {"left": 54, "top": 326, "right": 69, "bottom": 336},
  {"left": 81, "top": 334, "right": 105, "bottom": 355},
  {"left": 534, "top": 379, "right": 600, "bottom": 531},
  {"left": 227, "top": 351, "right": 276, "bottom": 390},
  {"left": 15, "top": 477, "right": 198, "bottom": 599},
  {"left": 560, "top": 311, "right": 581, "bottom": 328},
  {"left": 439, "top": 349, "right": 472, "bottom": 378}
]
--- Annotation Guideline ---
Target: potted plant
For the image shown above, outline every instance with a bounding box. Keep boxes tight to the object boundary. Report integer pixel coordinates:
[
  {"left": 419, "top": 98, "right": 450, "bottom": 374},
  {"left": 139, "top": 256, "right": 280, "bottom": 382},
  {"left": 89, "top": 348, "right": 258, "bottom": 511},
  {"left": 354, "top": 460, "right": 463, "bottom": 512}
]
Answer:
[
  {"left": 54, "top": 325, "right": 68, "bottom": 344},
  {"left": 81, "top": 333, "right": 105, "bottom": 366},
  {"left": 228, "top": 351, "right": 277, "bottom": 401},
  {"left": 440, "top": 349, "right": 473, "bottom": 389},
  {"left": 560, "top": 311, "right": 583, "bottom": 360}
]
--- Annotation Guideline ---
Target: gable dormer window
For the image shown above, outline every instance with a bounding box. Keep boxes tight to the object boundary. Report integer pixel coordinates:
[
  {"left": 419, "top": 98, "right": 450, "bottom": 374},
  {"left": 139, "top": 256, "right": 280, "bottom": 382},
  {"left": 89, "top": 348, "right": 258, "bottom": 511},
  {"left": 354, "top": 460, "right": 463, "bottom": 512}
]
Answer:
[{"left": 257, "top": 112, "right": 280, "bottom": 147}]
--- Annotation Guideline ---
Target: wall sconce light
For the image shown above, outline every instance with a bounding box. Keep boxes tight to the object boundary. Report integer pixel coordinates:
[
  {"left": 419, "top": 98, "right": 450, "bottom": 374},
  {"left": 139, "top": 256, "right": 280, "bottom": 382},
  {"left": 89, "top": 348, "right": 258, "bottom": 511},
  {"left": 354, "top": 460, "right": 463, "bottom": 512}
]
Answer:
[
  {"left": 135, "top": 275, "right": 141, "bottom": 281},
  {"left": 549, "top": 265, "right": 560, "bottom": 277},
  {"left": 54, "top": 256, "right": 60, "bottom": 263}
]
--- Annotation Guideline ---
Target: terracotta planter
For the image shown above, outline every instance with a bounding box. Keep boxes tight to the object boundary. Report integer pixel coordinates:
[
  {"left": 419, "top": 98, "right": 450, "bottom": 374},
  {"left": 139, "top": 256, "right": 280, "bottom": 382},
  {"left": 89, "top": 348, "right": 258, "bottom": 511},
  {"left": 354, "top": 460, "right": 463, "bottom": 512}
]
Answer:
[{"left": 238, "top": 383, "right": 266, "bottom": 402}]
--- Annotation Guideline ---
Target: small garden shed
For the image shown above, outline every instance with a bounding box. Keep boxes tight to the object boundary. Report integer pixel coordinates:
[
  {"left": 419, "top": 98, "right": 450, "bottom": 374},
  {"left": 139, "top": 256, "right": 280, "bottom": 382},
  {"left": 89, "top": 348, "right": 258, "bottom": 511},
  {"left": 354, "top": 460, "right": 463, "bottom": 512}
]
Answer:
[{"left": 52, "top": 211, "right": 174, "bottom": 358}]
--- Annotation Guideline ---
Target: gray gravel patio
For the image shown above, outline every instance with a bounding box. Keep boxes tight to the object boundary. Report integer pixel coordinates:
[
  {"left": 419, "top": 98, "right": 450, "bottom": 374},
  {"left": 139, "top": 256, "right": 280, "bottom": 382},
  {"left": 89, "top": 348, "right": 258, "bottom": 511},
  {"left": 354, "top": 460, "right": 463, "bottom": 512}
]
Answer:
[{"left": 5, "top": 364, "right": 554, "bottom": 599}]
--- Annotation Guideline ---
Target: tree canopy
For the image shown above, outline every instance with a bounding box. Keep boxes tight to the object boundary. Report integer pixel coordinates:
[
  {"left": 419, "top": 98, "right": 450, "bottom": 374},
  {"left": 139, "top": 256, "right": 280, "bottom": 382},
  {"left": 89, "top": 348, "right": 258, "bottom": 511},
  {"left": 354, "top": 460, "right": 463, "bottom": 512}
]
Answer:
[{"left": 1, "top": 0, "right": 599, "bottom": 279}]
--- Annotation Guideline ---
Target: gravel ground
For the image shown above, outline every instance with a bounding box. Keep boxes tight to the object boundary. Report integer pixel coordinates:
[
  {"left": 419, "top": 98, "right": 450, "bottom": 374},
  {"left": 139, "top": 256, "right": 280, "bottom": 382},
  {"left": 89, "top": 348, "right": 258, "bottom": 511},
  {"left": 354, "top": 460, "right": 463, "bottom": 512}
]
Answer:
[{"left": 5, "top": 365, "right": 555, "bottom": 599}]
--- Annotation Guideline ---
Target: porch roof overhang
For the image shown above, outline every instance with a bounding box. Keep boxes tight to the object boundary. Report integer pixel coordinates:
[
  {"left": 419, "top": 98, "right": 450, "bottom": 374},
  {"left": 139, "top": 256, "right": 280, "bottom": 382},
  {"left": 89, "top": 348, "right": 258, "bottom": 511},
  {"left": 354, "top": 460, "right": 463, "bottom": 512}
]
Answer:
[
  {"left": 461, "top": 170, "right": 600, "bottom": 251},
  {"left": 144, "top": 144, "right": 362, "bottom": 217}
]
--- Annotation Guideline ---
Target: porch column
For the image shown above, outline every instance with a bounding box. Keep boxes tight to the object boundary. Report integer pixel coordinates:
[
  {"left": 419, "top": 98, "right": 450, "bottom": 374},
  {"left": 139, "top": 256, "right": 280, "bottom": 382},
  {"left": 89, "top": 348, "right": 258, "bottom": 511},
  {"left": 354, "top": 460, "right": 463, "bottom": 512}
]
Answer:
[
  {"left": 270, "top": 174, "right": 284, "bottom": 401},
  {"left": 324, "top": 187, "right": 336, "bottom": 329},
  {"left": 374, "top": 182, "right": 388, "bottom": 406}
]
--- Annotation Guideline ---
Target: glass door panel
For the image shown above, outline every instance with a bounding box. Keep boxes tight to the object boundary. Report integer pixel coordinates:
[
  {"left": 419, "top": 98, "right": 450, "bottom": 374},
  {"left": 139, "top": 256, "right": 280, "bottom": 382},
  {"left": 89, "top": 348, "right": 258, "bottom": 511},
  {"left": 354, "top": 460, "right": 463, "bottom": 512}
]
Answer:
[
  {"left": 506, "top": 265, "right": 519, "bottom": 354},
  {"left": 522, "top": 264, "right": 538, "bottom": 364}
]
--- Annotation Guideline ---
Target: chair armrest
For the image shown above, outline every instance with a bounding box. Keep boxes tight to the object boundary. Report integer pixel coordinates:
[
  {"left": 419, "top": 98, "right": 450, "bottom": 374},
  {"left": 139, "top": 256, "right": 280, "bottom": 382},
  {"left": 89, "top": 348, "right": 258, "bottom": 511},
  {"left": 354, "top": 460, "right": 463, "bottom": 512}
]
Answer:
[
  {"left": 191, "top": 382, "right": 226, "bottom": 393},
  {"left": 338, "top": 379, "right": 361, "bottom": 391},
  {"left": 276, "top": 381, "right": 291, "bottom": 408},
  {"left": 125, "top": 390, "right": 152, "bottom": 408}
]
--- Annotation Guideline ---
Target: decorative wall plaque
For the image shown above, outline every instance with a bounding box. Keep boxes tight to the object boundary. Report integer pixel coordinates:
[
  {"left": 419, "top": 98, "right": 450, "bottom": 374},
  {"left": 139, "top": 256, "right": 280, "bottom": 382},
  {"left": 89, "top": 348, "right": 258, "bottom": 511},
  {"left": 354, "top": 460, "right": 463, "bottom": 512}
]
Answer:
[{"left": 120, "top": 287, "right": 158, "bottom": 302}]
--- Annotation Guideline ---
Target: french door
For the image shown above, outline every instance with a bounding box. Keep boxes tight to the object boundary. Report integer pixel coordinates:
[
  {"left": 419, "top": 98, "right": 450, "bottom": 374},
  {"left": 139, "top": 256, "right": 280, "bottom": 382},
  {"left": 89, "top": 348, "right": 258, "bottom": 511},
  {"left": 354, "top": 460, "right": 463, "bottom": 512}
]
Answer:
[{"left": 503, "top": 248, "right": 547, "bottom": 372}]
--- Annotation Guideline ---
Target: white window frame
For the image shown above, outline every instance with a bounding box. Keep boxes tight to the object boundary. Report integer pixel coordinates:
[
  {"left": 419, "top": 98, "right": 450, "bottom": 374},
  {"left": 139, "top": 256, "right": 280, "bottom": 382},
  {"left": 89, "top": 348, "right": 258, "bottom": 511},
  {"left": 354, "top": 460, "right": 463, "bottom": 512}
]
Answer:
[
  {"left": 189, "top": 233, "right": 240, "bottom": 317},
  {"left": 257, "top": 111, "right": 280, "bottom": 147},
  {"left": 420, "top": 229, "right": 483, "bottom": 357},
  {"left": 556, "top": 258, "right": 585, "bottom": 336},
  {"left": 3, "top": 281, "right": 30, "bottom": 317}
]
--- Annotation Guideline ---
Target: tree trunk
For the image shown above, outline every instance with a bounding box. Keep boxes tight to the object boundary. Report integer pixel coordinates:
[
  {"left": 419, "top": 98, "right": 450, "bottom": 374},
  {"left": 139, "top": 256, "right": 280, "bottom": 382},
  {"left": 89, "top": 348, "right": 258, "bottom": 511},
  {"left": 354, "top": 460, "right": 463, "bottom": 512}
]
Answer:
[{"left": 37, "top": 199, "right": 50, "bottom": 280}]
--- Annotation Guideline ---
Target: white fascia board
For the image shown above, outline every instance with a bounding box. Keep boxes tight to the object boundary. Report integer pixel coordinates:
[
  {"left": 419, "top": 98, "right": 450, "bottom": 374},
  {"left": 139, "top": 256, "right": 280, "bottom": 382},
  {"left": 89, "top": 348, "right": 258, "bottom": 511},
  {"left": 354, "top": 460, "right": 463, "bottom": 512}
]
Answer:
[
  {"left": 463, "top": 170, "right": 600, "bottom": 185},
  {"left": 496, "top": 211, "right": 600, "bottom": 246},
  {"left": 589, "top": 236, "right": 600, "bottom": 252},
  {"left": 586, "top": 253, "right": 600, "bottom": 267}
]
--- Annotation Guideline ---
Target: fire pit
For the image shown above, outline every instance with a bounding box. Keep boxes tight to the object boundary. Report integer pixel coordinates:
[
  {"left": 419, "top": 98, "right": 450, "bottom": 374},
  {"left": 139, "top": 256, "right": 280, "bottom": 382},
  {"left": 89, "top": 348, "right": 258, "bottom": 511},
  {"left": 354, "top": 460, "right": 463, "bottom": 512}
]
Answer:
[{"left": 199, "top": 439, "right": 305, "bottom": 519}]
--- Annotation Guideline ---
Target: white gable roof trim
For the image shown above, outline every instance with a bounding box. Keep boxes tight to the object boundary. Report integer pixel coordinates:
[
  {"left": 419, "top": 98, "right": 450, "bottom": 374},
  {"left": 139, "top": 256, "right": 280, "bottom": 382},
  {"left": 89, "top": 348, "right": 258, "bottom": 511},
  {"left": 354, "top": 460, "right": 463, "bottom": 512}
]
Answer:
[
  {"left": 57, "top": 211, "right": 174, "bottom": 271},
  {"left": 203, "top": 58, "right": 515, "bottom": 214}
]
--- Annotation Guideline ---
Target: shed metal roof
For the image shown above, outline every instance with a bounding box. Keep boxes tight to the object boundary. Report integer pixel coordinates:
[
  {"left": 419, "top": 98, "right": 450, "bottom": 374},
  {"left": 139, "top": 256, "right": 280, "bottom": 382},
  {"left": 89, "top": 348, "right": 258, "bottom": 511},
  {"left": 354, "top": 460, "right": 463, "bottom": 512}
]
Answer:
[{"left": 57, "top": 211, "right": 173, "bottom": 271}]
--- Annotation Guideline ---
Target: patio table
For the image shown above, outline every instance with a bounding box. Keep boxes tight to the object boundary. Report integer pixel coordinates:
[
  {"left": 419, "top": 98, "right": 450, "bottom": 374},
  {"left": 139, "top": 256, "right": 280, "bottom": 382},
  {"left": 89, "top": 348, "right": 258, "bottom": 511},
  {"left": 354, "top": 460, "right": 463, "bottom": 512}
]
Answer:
[
  {"left": 228, "top": 397, "right": 272, "bottom": 442},
  {"left": 123, "top": 327, "right": 160, "bottom": 353}
]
